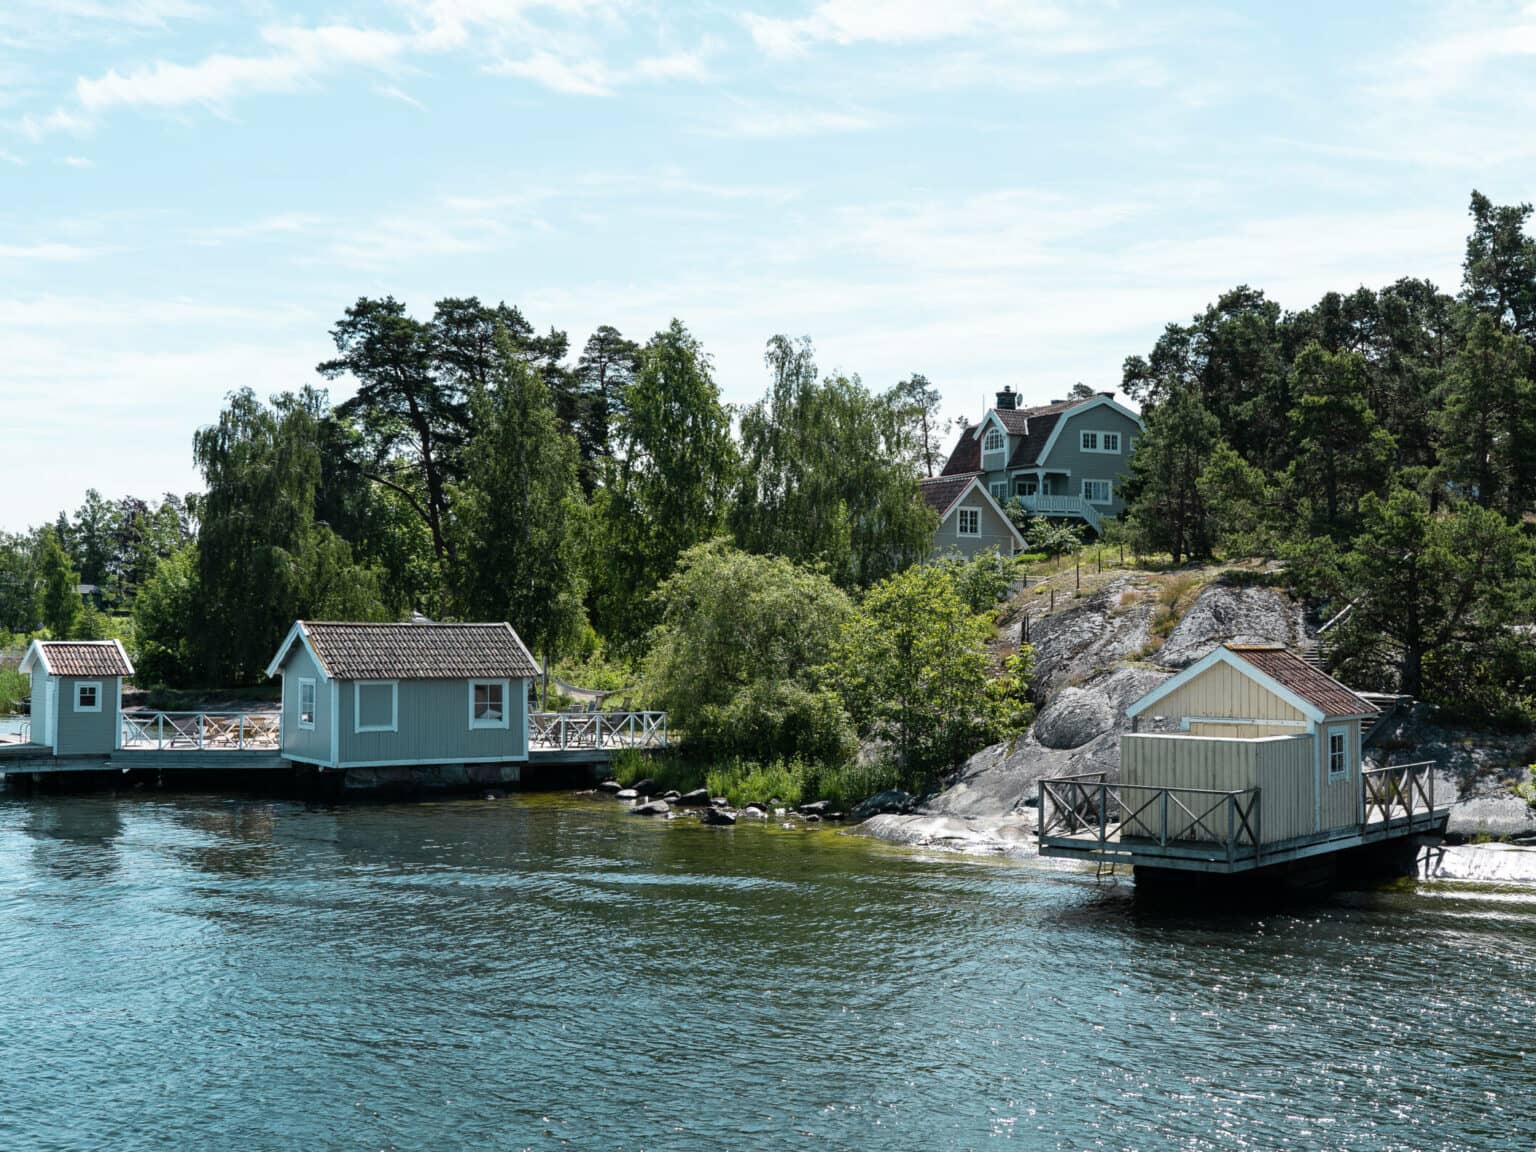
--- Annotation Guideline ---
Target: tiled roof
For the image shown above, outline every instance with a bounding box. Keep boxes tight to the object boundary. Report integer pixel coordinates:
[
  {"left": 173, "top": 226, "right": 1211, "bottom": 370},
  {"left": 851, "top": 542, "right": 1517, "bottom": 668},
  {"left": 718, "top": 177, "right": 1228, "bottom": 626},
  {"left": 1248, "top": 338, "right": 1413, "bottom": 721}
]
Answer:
[
  {"left": 1225, "top": 644, "right": 1376, "bottom": 718},
  {"left": 36, "top": 641, "right": 133, "bottom": 677},
  {"left": 939, "top": 398, "right": 1087, "bottom": 476},
  {"left": 918, "top": 475, "right": 978, "bottom": 517},
  {"left": 299, "top": 622, "right": 540, "bottom": 680}
]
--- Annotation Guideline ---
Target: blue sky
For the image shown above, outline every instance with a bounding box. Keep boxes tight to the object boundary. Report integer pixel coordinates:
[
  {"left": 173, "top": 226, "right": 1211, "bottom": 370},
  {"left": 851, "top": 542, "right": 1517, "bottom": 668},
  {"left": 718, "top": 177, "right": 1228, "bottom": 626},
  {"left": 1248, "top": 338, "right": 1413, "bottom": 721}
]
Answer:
[{"left": 4, "top": 0, "right": 1536, "bottom": 529}]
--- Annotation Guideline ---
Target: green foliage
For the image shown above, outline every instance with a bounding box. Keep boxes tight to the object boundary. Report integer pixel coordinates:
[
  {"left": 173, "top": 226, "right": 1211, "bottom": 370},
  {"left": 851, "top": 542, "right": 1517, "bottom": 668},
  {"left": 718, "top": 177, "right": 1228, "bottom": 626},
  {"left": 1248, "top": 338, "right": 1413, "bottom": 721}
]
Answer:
[
  {"left": 1437, "top": 314, "right": 1536, "bottom": 518},
  {"left": 1121, "top": 383, "right": 1222, "bottom": 564},
  {"left": 800, "top": 759, "right": 909, "bottom": 811},
  {"left": 836, "top": 562, "right": 1031, "bottom": 775},
  {"left": 941, "top": 548, "right": 1021, "bottom": 614},
  {"left": 705, "top": 757, "right": 807, "bottom": 808},
  {"left": 0, "top": 667, "right": 29, "bottom": 714},
  {"left": 1006, "top": 514, "right": 1083, "bottom": 557},
  {"left": 1515, "top": 766, "right": 1536, "bottom": 810},
  {"left": 38, "top": 527, "right": 80, "bottom": 640},
  {"left": 642, "top": 541, "right": 856, "bottom": 765},
  {"left": 131, "top": 545, "right": 198, "bottom": 688},
  {"left": 730, "top": 336, "right": 934, "bottom": 589},
  {"left": 453, "top": 328, "right": 587, "bottom": 665},
  {"left": 593, "top": 319, "right": 737, "bottom": 652}
]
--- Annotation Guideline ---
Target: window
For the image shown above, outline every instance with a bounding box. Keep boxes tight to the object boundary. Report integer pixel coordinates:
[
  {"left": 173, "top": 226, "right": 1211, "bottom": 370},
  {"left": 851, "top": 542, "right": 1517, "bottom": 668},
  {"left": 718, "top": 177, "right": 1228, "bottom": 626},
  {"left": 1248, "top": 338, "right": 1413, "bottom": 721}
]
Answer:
[
  {"left": 1328, "top": 726, "right": 1348, "bottom": 778},
  {"left": 74, "top": 682, "right": 101, "bottom": 712},
  {"left": 1081, "top": 430, "right": 1121, "bottom": 453},
  {"left": 982, "top": 427, "right": 1004, "bottom": 454},
  {"left": 354, "top": 680, "right": 398, "bottom": 734},
  {"left": 1015, "top": 476, "right": 1038, "bottom": 497},
  {"left": 989, "top": 480, "right": 1008, "bottom": 503},
  {"left": 957, "top": 507, "right": 981, "bottom": 536},
  {"left": 470, "top": 679, "right": 511, "bottom": 730},
  {"left": 1082, "top": 479, "right": 1113, "bottom": 504},
  {"left": 298, "top": 679, "right": 317, "bottom": 730}
]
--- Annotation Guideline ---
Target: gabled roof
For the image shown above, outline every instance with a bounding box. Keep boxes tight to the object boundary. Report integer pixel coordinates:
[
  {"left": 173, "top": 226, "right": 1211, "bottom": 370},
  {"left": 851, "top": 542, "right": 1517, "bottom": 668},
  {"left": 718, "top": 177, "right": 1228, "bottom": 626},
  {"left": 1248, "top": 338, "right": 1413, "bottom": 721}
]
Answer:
[
  {"left": 19, "top": 639, "right": 134, "bottom": 678},
  {"left": 919, "top": 474, "right": 979, "bottom": 517},
  {"left": 940, "top": 395, "right": 1138, "bottom": 476},
  {"left": 918, "top": 476, "right": 1027, "bottom": 551},
  {"left": 264, "top": 621, "right": 540, "bottom": 682},
  {"left": 1127, "top": 643, "right": 1376, "bottom": 723}
]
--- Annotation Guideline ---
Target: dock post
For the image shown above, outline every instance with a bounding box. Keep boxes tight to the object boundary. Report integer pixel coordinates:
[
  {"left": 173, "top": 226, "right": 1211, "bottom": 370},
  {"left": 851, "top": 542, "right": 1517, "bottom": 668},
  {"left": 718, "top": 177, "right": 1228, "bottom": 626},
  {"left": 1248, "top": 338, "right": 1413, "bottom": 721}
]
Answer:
[
  {"left": 1097, "top": 782, "right": 1107, "bottom": 844},
  {"left": 1159, "top": 789, "right": 1168, "bottom": 846},
  {"left": 239, "top": 715, "right": 246, "bottom": 750},
  {"left": 1226, "top": 798, "right": 1235, "bottom": 868},
  {"left": 199, "top": 713, "right": 205, "bottom": 750},
  {"left": 158, "top": 713, "right": 164, "bottom": 750}
]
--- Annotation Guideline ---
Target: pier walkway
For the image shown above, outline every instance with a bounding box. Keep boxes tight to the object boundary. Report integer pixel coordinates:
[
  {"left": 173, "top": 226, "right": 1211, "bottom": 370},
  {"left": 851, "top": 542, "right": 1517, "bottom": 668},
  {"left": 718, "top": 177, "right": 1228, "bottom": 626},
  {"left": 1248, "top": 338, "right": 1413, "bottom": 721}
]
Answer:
[{"left": 0, "top": 709, "right": 668, "bottom": 776}]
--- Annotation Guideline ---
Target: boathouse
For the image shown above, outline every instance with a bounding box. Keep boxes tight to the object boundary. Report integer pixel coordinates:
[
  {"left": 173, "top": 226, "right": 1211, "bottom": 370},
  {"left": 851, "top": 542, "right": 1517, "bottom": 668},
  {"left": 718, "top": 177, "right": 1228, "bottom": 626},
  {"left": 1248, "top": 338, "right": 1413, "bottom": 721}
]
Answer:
[
  {"left": 18, "top": 640, "right": 133, "bottom": 756},
  {"left": 264, "top": 621, "right": 540, "bottom": 771},
  {"left": 1037, "top": 643, "right": 1446, "bottom": 877}
]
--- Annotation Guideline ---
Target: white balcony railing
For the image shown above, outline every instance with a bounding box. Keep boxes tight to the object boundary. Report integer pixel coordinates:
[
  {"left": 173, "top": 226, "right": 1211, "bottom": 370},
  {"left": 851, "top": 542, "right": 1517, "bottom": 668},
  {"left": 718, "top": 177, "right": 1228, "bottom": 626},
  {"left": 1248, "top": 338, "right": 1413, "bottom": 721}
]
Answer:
[{"left": 1013, "top": 493, "right": 1102, "bottom": 533}]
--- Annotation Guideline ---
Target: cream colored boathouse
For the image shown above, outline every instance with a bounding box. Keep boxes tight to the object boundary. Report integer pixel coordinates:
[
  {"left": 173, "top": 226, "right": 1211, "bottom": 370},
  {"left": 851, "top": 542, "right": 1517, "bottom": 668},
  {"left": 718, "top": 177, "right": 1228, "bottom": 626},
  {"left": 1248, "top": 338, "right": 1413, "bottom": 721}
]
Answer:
[{"left": 1038, "top": 644, "right": 1446, "bottom": 877}]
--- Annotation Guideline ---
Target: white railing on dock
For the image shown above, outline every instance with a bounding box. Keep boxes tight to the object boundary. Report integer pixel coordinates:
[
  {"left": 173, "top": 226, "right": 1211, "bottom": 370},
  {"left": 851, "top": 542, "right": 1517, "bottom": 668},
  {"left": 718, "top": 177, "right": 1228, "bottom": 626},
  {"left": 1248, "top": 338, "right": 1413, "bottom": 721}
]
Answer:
[
  {"left": 1361, "top": 761, "right": 1435, "bottom": 828},
  {"left": 1039, "top": 772, "right": 1262, "bottom": 866},
  {"left": 529, "top": 711, "right": 668, "bottom": 752},
  {"left": 121, "top": 711, "right": 281, "bottom": 751},
  {"left": 1013, "top": 494, "right": 1103, "bottom": 534}
]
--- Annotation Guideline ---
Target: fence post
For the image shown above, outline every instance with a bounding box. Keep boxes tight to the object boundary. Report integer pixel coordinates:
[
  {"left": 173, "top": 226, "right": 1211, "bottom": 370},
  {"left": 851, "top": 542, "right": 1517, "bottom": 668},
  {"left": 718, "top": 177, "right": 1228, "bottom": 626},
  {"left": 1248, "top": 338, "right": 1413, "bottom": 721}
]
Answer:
[
  {"left": 1160, "top": 788, "right": 1168, "bottom": 846},
  {"left": 1226, "top": 797, "right": 1236, "bottom": 867},
  {"left": 1097, "top": 783, "right": 1107, "bottom": 844},
  {"left": 198, "top": 713, "right": 205, "bottom": 750},
  {"left": 158, "top": 713, "right": 164, "bottom": 751}
]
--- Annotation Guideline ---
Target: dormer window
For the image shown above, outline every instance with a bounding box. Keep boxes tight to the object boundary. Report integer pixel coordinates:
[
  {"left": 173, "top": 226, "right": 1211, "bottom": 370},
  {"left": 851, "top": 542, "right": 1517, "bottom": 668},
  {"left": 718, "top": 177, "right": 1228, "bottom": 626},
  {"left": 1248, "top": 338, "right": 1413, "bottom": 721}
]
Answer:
[{"left": 982, "top": 427, "right": 1004, "bottom": 454}]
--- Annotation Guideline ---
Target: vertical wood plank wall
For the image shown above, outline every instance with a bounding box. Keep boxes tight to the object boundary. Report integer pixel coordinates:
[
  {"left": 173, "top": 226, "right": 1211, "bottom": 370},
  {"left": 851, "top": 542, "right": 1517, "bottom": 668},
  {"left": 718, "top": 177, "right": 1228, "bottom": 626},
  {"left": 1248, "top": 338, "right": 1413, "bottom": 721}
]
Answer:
[
  {"left": 1149, "top": 662, "right": 1307, "bottom": 728},
  {"left": 1253, "top": 735, "right": 1318, "bottom": 842},
  {"left": 1121, "top": 734, "right": 1256, "bottom": 839}
]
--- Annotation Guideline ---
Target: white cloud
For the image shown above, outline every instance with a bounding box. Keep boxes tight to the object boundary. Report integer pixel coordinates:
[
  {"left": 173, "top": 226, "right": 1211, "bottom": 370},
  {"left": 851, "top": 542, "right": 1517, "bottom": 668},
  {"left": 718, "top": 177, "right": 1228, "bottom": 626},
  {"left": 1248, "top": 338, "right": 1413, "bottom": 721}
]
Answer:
[
  {"left": 61, "top": 154, "right": 91, "bottom": 167},
  {"left": 75, "top": 24, "right": 409, "bottom": 113},
  {"left": 710, "top": 106, "right": 873, "bottom": 138},
  {"left": 376, "top": 83, "right": 426, "bottom": 109},
  {"left": 190, "top": 213, "right": 325, "bottom": 245},
  {"left": 0, "top": 241, "right": 112, "bottom": 263},
  {"left": 0, "top": 149, "right": 24, "bottom": 165},
  {"left": 491, "top": 51, "right": 615, "bottom": 95},
  {"left": 744, "top": 0, "right": 1093, "bottom": 56}
]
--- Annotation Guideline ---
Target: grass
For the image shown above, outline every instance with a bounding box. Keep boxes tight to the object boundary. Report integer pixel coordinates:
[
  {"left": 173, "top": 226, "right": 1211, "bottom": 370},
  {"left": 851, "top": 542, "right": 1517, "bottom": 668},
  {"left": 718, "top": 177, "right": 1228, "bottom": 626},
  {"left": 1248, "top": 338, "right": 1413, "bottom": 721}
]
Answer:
[{"left": 705, "top": 758, "right": 807, "bottom": 808}]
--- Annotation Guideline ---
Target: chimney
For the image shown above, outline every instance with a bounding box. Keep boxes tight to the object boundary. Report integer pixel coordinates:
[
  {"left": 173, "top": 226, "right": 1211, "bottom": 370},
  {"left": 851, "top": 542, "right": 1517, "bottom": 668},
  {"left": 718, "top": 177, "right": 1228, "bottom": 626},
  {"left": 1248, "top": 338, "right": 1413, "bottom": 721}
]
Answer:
[{"left": 995, "top": 386, "right": 1018, "bottom": 411}]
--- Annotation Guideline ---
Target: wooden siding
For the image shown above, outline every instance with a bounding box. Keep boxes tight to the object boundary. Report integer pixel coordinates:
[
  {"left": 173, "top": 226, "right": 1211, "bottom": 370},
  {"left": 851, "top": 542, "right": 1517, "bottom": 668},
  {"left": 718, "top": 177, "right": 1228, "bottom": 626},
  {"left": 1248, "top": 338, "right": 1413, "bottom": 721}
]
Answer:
[
  {"left": 1319, "top": 718, "right": 1362, "bottom": 830},
  {"left": 1038, "top": 405, "right": 1141, "bottom": 518},
  {"left": 279, "top": 642, "right": 332, "bottom": 765},
  {"left": 1120, "top": 734, "right": 1257, "bottom": 840},
  {"left": 338, "top": 677, "right": 529, "bottom": 767},
  {"left": 937, "top": 495, "right": 1017, "bottom": 559},
  {"left": 53, "top": 675, "right": 120, "bottom": 755},
  {"left": 1149, "top": 660, "right": 1307, "bottom": 729},
  {"left": 1253, "top": 735, "right": 1317, "bottom": 842}
]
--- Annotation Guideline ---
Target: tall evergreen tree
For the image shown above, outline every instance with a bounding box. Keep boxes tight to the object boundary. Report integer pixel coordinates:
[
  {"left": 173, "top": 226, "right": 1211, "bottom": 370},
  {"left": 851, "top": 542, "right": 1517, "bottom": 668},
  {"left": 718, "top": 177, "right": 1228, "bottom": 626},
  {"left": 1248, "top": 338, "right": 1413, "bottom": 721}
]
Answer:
[
  {"left": 572, "top": 325, "right": 641, "bottom": 491},
  {"left": 1286, "top": 342, "right": 1396, "bottom": 540},
  {"left": 1121, "top": 383, "right": 1222, "bottom": 564},
  {"left": 888, "top": 373, "right": 947, "bottom": 478},
  {"left": 1438, "top": 314, "right": 1536, "bottom": 516},
  {"left": 454, "top": 328, "right": 586, "bottom": 674},
  {"left": 38, "top": 527, "right": 80, "bottom": 639},
  {"left": 1463, "top": 190, "right": 1536, "bottom": 341}
]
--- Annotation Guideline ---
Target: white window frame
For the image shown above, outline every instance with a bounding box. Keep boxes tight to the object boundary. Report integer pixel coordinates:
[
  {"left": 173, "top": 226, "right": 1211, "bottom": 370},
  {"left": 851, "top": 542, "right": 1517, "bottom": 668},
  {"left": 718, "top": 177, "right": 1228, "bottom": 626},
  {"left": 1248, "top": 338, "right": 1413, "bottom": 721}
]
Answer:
[
  {"left": 1081, "top": 430, "right": 1121, "bottom": 454},
  {"left": 353, "top": 680, "right": 399, "bottom": 734},
  {"left": 1081, "top": 479, "right": 1113, "bottom": 505},
  {"left": 298, "top": 678, "right": 317, "bottom": 731},
  {"left": 74, "top": 681, "right": 102, "bottom": 713},
  {"left": 989, "top": 480, "right": 1008, "bottom": 503},
  {"left": 1014, "top": 476, "right": 1039, "bottom": 497},
  {"left": 469, "top": 679, "right": 512, "bottom": 730},
  {"left": 956, "top": 506, "right": 981, "bottom": 537},
  {"left": 982, "top": 427, "right": 1005, "bottom": 454},
  {"left": 1327, "top": 724, "right": 1349, "bottom": 779}
]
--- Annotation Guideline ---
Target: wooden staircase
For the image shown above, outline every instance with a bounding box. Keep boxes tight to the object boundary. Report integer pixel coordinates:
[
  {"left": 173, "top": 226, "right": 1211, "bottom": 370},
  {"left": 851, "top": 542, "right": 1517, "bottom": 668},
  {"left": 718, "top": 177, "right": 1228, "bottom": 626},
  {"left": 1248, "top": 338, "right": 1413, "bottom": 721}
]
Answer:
[{"left": 1302, "top": 601, "right": 1410, "bottom": 747}]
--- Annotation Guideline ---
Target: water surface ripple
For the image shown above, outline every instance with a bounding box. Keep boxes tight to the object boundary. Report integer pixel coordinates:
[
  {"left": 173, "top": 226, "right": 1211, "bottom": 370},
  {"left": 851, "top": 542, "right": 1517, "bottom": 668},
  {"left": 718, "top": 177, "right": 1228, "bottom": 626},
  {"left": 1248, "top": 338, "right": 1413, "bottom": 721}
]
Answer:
[{"left": 1, "top": 793, "right": 1533, "bottom": 1150}]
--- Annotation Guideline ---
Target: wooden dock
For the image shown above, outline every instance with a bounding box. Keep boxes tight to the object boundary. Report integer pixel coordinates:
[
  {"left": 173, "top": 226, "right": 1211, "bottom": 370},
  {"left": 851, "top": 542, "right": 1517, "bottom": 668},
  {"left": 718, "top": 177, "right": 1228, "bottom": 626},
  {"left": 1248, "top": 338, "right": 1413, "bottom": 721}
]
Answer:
[
  {"left": 1037, "top": 761, "right": 1448, "bottom": 875},
  {"left": 0, "top": 709, "right": 667, "bottom": 779}
]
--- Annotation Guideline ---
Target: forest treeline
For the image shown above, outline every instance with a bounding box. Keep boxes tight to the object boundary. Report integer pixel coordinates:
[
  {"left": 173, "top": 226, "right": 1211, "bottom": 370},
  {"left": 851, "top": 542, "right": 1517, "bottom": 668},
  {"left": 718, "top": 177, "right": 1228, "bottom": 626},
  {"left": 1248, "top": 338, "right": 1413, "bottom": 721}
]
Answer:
[{"left": 4, "top": 190, "right": 1536, "bottom": 780}]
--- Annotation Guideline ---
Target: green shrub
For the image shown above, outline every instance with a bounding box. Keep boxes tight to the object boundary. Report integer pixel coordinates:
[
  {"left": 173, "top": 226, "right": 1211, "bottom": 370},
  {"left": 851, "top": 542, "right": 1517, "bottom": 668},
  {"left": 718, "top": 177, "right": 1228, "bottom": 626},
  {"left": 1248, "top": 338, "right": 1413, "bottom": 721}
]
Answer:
[
  {"left": 0, "top": 667, "right": 29, "bottom": 714},
  {"left": 705, "top": 757, "right": 808, "bottom": 808},
  {"left": 802, "top": 759, "right": 909, "bottom": 810},
  {"left": 611, "top": 750, "right": 705, "bottom": 793},
  {"left": 693, "top": 683, "right": 856, "bottom": 767}
]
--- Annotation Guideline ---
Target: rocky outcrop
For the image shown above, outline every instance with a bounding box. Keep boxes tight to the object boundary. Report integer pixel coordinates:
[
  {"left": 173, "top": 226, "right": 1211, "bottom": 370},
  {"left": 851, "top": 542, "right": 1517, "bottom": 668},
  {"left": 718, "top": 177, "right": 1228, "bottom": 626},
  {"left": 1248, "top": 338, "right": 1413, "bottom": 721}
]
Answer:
[
  {"left": 1155, "top": 582, "right": 1306, "bottom": 669},
  {"left": 1024, "top": 576, "right": 1157, "bottom": 694},
  {"left": 1032, "top": 687, "right": 1117, "bottom": 750}
]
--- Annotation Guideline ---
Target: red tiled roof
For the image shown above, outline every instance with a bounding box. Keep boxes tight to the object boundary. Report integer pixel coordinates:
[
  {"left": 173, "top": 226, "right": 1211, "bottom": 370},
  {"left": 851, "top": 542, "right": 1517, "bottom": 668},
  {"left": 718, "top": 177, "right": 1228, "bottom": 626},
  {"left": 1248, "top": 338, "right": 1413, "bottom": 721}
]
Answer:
[
  {"left": 35, "top": 641, "right": 133, "bottom": 677},
  {"left": 1225, "top": 644, "right": 1376, "bottom": 718},
  {"left": 298, "top": 622, "right": 540, "bottom": 680},
  {"left": 918, "top": 475, "right": 978, "bottom": 517}
]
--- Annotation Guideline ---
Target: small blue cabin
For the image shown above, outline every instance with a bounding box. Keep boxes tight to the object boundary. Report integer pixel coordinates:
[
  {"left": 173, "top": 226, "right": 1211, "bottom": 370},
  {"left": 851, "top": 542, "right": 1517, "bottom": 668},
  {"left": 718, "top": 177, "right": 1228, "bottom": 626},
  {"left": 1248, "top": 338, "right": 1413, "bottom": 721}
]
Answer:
[
  {"left": 264, "top": 621, "right": 540, "bottom": 771},
  {"left": 19, "top": 640, "right": 133, "bottom": 755}
]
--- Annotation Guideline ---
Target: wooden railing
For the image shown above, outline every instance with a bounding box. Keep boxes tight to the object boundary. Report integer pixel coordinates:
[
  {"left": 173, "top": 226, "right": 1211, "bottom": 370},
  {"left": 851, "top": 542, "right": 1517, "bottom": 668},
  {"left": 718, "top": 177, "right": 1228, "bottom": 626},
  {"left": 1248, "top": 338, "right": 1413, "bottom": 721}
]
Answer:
[
  {"left": 121, "top": 711, "right": 281, "bottom": 751},
  {"left": 1038, "top": 772, "right": 1263, "bottom": 866},
  {"left": 1014, "top": 493, "right": 1103, "bottom": 534},
  {"left": 530, "top": 711, "right": 668, "bottom": 751},
  {"left": 1362, "top": 761, "right": 1435, "bottom": 828}
]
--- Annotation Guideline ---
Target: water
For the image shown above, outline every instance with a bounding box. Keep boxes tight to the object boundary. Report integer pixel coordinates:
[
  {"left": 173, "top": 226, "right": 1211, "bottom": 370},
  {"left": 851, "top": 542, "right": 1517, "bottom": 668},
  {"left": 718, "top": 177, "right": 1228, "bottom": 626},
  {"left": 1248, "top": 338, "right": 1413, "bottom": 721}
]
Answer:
[{"left": 2, "top": 792, "right": 1534, "bottom": 1151}]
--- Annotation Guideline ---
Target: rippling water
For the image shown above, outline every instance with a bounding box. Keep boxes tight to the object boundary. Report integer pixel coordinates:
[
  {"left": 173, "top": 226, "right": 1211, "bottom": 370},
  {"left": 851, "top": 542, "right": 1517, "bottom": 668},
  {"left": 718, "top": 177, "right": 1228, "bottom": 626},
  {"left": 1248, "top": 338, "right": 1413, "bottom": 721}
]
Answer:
[{"left": 2, "top": 792, "right": 1533, "bottom": 1151}]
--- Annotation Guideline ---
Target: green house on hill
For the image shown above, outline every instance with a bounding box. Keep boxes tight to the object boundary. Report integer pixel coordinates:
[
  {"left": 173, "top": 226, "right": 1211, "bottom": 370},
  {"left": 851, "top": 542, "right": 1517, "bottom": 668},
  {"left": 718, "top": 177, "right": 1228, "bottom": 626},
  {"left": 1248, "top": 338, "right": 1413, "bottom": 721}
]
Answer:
[{"left": 924, "top": 387, "right": 1144, "bottom": 542}]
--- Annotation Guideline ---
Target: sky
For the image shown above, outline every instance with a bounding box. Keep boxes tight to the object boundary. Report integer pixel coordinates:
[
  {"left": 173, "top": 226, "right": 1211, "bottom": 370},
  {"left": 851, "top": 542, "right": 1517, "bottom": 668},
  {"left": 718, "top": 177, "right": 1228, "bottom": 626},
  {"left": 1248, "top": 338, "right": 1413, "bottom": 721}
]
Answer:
[{"left": 3, "top": 0, "right": 1536, "bottom": 529}]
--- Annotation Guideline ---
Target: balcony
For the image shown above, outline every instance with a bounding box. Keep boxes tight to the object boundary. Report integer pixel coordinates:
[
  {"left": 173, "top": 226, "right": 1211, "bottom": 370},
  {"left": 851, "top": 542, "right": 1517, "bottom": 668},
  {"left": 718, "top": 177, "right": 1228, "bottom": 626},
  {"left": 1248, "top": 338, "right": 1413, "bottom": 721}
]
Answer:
[{"left": 1012, "top": 493, "right": 1102, "bottom": 533}]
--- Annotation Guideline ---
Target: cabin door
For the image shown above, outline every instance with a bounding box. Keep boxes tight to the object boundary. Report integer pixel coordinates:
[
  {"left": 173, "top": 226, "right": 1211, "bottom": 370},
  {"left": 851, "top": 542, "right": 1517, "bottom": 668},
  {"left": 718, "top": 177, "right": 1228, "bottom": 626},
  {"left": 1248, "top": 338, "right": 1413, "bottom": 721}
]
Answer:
[{"left": 44, "top": 680, "right": 57, "bottom": 750}]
